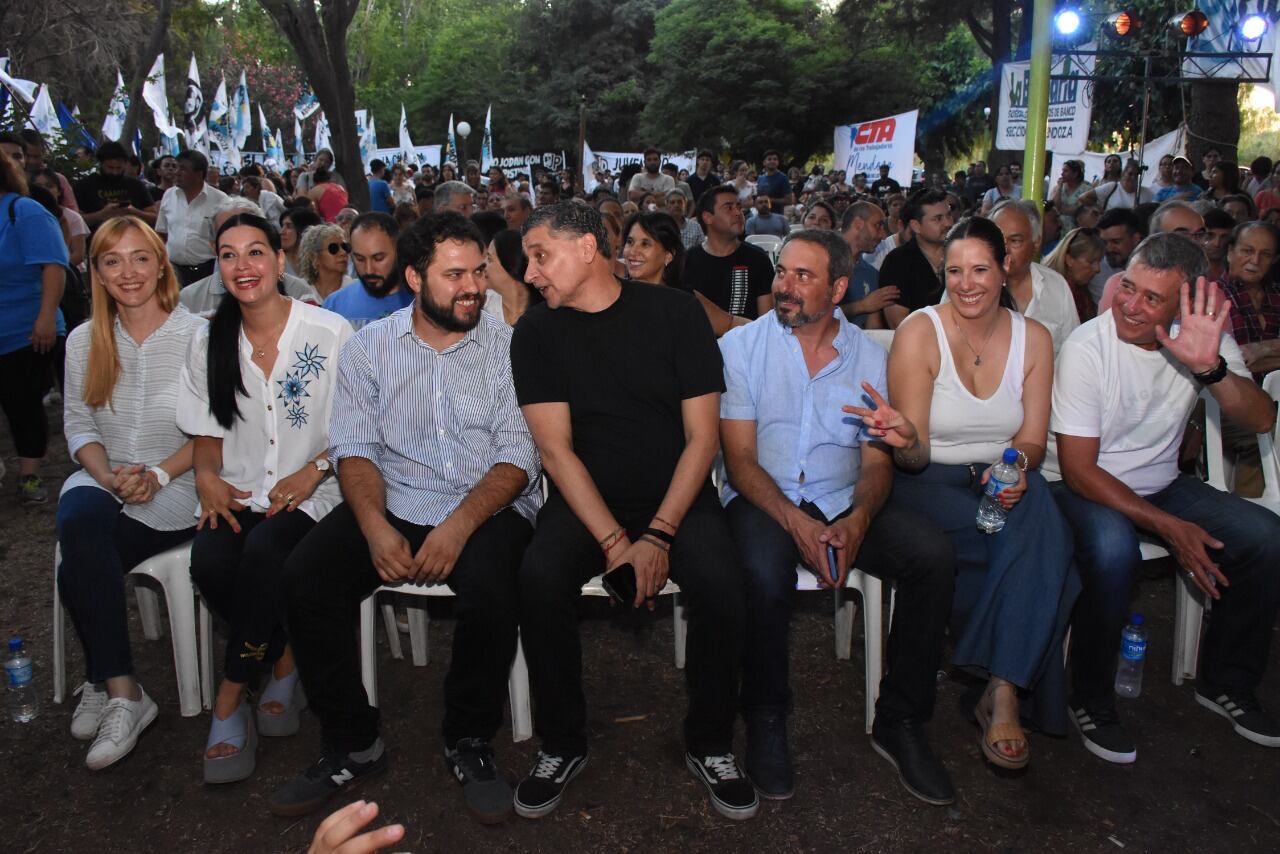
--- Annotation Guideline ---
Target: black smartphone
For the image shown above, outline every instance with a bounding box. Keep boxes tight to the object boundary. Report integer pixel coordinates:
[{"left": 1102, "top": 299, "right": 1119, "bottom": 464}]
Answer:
[{"left": 602, "top": 563, "right": 639, "bottom": 605}]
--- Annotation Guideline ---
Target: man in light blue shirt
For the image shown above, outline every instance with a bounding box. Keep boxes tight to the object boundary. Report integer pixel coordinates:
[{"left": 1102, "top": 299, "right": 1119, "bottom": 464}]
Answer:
[
  {"left": 322, "top": 212, "right": 415, "bottom": 327},
  {"left": 718, "top": 229, "right": 955, "bottom": 806}
]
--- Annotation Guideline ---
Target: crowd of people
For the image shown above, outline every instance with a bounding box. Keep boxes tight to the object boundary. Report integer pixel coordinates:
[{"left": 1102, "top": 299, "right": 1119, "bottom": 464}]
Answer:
[{"left": 1, "top": 125, "right": 1279, "bottom": 835}]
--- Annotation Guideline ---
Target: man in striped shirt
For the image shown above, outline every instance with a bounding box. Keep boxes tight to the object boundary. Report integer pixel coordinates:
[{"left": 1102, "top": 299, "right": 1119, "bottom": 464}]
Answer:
[{"left": 272, "top": 212, "right": 542, "bottom": 823}]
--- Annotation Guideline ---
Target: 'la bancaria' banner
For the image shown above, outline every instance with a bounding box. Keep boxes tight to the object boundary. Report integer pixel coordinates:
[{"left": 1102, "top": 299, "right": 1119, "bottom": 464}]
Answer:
[
  {"left": 832, "top": 110, "right": 918, "bottom": 188},
  {"left": 996, "top": 47, "right": 1096, "bottom": 153}
]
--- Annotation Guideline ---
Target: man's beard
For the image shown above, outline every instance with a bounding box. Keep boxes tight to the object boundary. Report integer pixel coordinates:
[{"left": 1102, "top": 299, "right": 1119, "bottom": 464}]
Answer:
[
  {"left": 359, "top": 268, "right": 401, "bottom": 299},
  {"left": 773, "top": 293, "right": 826, "bottom": 329},
  {"left": 419, "top": 285, "right": 482, "bottom": 333}
]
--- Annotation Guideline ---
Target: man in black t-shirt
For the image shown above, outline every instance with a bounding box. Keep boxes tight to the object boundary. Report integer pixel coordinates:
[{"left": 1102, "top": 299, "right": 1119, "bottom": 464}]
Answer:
[
  {"left": 684, "top": 185, "right": 775, "bottom": 319},
  {"left": 73, "top": 140, "right": 158, "bottom": 231},
  {"left": 869, "top": 163, "right": 901, "bottom": 198},
  {"left": 510, "top": 202, "right": 757, "bottom": 823},
  {"left": 686, "top": 149, "right": 718, "bottom": 208},
  {"left": 880, "top": 189, "right": 953, "bottom": 328}
]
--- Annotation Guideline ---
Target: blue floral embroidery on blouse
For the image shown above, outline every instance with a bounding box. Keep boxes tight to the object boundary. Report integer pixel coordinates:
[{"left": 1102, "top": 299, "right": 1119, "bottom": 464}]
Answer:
[
  {"left": 275, "top": 342, "right": 327, "bottom": 429},
  {"left": 276, "top": 372, "right": 311, "bottom": 404},
  {"left": 293, "top": 342, "right": 328, "bottom": 379},
  {"left": 285, "top": 403, "right": 310, "bottom": 429}
]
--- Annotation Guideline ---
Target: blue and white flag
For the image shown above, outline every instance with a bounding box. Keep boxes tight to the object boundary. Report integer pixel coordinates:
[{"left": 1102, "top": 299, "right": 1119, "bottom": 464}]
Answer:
[
  {"left": 232, "top": 71, "right": 252, "bottom": 150},
  {"left": 293, "top": 114, "right": 305, "bottom": 166},
  {"left": 355, "top": 108, "right": 370, "bottom": 169},
  {"left": 102, "top": 70, "right": 129, "bottom": 141},
  {"left": 259, "top": 104, "right": 272, "bottom": 153},
  {"left": 0, "top": 57, "right": 37, "bottom": 105},
  {"left": 29, "top": 84, "right": 62, "bottom": 143},
  {"left": 270, "top": 127, "right": 285, "bottom": 164},
  {"left": 314, "top": 111, "right": 331, "bottom": 153},
  {"left": 58, "top": 101, "right": 96, "bottom": 150},
  {"left": 293, "top": 83, "right": 319, "bottom": 120},
  {"left": 207, "top": 76, "right": 241, "bottom": 169},
  {"left": 480, "top": 104, "right": 493, "bottom": 172}
]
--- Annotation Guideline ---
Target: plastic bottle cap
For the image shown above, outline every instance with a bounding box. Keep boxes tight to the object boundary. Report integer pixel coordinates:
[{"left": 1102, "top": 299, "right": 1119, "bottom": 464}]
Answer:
[
  {"left": 1130, "top": 614, "right": 1144, "bottom": 625},
  {"left": 1002, "top": 448, "right": 1020, "bottom": 464},
  {"left": 7, "top": 638, "right": 20, "bottom": 652}
]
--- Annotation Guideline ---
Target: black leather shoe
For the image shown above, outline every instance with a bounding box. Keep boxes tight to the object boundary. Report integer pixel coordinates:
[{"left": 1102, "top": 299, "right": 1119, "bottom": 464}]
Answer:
[
  {"left": 745, "top": 708, "right": 793, "bottom": 799},
  {"left": 870, "top": 716, "right": 954, "bottom": 805}
]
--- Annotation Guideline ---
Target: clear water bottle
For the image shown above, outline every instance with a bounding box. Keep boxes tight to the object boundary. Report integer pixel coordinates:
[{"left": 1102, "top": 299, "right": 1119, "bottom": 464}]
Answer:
[
  {"left": 5, "top": 637, "right": 38, "bottom": 723},
  {"left": 976, "top": 448, "right": 1021, "bottom": 534},
  {"left": 1114, "top": 614, "right": 1147, "bottom": 699}
]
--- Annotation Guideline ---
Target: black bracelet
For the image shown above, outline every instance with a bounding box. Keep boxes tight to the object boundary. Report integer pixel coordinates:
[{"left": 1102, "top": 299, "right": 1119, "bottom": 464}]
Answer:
[
  {"left": 1192, "top": 355, "right": 1229, "bottom": 386},
  {"left": 643, "top": 527, "right": 675, "bottom": 546}
]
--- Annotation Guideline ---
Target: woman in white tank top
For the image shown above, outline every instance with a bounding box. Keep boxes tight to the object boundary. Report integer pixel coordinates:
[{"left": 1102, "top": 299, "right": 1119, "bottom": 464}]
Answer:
[{"left": 846, "top": 216, "right": 1077, "bottom": 772}]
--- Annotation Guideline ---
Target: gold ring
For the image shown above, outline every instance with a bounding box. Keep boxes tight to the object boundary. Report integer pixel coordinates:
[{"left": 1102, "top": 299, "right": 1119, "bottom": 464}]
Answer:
[{"left": 285, "top": 493, "right": 295, "bottom": 503}]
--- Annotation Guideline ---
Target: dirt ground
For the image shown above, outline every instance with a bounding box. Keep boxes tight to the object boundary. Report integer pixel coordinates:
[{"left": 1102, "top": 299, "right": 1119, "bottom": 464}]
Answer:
[{"left": 2, "top": 407, "right": 1279, "bottom": 853}]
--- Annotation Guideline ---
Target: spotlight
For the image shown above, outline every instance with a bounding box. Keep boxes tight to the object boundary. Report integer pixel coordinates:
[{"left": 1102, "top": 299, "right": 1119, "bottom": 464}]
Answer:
[
  {"left": 1168, "top": 10, "right": 1209, "bottom": 37},
  {"left": 1054, "top": 9, "right": 1083, "bottom": 37},
  {"left": 1239, "top": 13, "right": 1268, "bottom": 41},
  {"left": 1105, "top": 10, "right": 1141, "bottom": 39}
]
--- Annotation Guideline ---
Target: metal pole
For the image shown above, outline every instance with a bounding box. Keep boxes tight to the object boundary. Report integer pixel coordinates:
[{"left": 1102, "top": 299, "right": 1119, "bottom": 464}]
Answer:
[
  {"left": 1135, "top": 55, "right": 1152, "bottom": 197},
  {"left": 1022, "top": 0, "right": 1054, "bottom": 208},
  {"left": 577, "top": 94, "right": 587, "bottom": 195}
]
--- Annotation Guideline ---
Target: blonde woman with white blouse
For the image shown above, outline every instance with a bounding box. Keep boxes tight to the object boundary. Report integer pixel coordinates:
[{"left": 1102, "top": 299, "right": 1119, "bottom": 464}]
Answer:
[{"left": 57, "top": 216, "right": 203, "bottom": 770}]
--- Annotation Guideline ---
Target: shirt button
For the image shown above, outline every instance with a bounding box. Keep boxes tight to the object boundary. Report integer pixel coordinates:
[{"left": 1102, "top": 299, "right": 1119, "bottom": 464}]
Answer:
[
  {"left": 269, "top": 439, "right": 275, "bottom": 445},
  {"left": 267, "top": 404, "right": 273, "bottom": 411},
  {"left": 267, "top": 470, "right": 273, "bottom": 476}
]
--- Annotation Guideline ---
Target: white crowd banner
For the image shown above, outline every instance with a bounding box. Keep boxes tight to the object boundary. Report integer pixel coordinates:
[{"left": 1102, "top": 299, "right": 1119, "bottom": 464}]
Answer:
[
  {"left": 832, "top": 109, "right": 918, "bottom": 188},
  {"left": 996, "top": 48, "right": 1096, "bottom": 154},
  {"left": 585, "top": 148, "right": 696, "bottom": 179},
  {"left": 1061, "top": 126, "right": 1187, "bottom": 185}
]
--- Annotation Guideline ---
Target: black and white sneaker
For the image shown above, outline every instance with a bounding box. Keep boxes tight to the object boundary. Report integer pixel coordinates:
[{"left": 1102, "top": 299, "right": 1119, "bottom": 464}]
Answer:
[
  {"left": 514, "top": 750, "right": 588, "bottom": 819},
  {"left": 1195, "top": 689, "right": 1280, "bottom": 747},
  {"left": 444, "top": 738, "right": 514, "bottom": 824},
  {"left": 685, "top": 752, "right": 760, "bottom": 821},
  {"left": 1071, "top": 701, "right": 1137, "bottom": 764},
  {"left": 268, "top": 740, "right": 387, "bottom": 817}
]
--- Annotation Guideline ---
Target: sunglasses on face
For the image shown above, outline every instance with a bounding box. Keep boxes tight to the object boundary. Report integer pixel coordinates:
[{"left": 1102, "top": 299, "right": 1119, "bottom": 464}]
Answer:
[{"left": 327, "top": 242, "right": 351, "bottom": 255}]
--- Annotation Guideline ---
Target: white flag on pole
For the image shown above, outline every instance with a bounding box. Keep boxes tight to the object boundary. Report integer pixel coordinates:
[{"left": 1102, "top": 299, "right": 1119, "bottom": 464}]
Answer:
[
  {"left": 0, "top": 57, "right": 38, "bottom": 104},
  {"left": 141, "top": 53, "right": 180, "bottom": 137},
  {"left": 258, "top": 104, "right": 272, "bottom": 153},
  {"left": 29, "top": 85, "right": 63, "bottom": 143},
  {"left": 183, "top": 54, "right": 203, "bottom": 142},
  {"left": 398, "top": 104, "right": 417, "bottom": 165},
  {"left": 207, "top": 76, "right": 241, "bottom": 169},
  {"left": 102, "top": 70, "right": 129, "bottom": 141},
  {"left": 293, "top": 115, "right": 305, "bottom": 166},
  {"left": 480, "top": 104, "right": 493, "bottom": 172},
  {"left": 314, "top": 111, "right": 331, "bottom": 153}
]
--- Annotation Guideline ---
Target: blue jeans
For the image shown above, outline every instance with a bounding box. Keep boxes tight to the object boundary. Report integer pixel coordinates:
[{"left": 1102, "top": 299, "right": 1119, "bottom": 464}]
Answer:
[
  {"left": 1052, "top": 475, "right": 1280, "bottom": 702},
  {"left": 56, "top": 486, "right": 194, "bottom": 683},
  {"left": 728, "top": 496, "right": 954, "bottom": 724},
  {"left": 894, "top": 464, "right": 1079, "bottom": 735}
]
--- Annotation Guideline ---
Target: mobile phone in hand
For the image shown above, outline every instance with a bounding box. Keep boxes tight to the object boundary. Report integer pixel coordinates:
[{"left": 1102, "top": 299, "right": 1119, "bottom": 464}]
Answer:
[
  {"left": 602, "top": 562, "right": 638, "bottom": 605},
  {"left": 826, "top": 544, "right": 840, "bottom": 584}
]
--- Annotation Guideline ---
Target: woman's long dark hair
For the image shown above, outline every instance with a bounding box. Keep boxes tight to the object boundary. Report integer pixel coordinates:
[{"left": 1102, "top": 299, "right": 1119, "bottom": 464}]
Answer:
[
  {"left": 622, "top": 211, "right": 685, "bottom": 289},
  {"left": 490, "top": 229, "right": 542, "bottom": 304},
  {"left": 208, "top": 213, "right": 283, "bottom": 429},
  {"left": 943, "top": 216, "right": 1016, "bottom": 311}
]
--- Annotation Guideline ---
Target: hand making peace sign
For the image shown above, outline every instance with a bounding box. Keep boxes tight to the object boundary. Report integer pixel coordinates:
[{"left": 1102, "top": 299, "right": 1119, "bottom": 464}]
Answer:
[{"left": 841, "top": 381, "right": 919, "bottom": 449}]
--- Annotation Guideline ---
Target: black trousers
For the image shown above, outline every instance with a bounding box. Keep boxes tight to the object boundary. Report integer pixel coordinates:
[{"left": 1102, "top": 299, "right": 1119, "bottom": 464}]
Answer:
[
  {"left": 0, "top": 345, "right": 53, "bottom": 458},
  {"left": 190, "top": 508, "right": 316, "bottom": 684},
  {"left": 283, "top": 503, "right": 531, "bottom": 753},
  {"left": 728, "top": 496, "right": 955, "bottom": 723},
  {"left": 519, "top": 485, "right": 744, "bottom": 757}
]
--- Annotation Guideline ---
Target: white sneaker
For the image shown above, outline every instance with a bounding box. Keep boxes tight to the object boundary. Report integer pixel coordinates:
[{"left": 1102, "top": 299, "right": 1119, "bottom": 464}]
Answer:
[
  {"left": 71, "top": 682, "right": 109, "bottom": 741},
  {"left": 86, "top": 688, "right": 158, "bottom": 770}
]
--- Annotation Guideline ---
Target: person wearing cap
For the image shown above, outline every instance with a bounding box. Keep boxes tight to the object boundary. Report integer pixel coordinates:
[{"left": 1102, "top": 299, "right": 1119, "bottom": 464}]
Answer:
[{"left": 1154, "top": 157, "right": 1200, "bottom": 203}]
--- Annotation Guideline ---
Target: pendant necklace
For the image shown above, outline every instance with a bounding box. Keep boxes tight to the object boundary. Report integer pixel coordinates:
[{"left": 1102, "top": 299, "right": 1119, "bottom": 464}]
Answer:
[{"left": 953, "top": 311, "right": 1000, "bottom": 366}]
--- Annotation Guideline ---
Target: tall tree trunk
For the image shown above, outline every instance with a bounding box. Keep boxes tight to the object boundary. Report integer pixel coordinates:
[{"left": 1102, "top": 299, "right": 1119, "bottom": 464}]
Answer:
[
  {"left": 1187, "top": 80, "right": 1239, "bottom": 167},
  {"left": 258, "top": 0, "right": 370, "bottom": 211},
  {"left": 121, "top": 0, "right": 173, "bottom": 152}
]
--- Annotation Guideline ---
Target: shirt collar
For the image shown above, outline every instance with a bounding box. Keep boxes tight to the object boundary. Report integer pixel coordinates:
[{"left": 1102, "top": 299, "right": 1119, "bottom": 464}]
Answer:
[{"left": 392, "top": 304, "right": 490, "bottom": 351}]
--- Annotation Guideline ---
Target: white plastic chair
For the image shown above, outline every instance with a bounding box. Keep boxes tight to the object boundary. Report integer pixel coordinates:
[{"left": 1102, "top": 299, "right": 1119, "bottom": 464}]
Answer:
[
  {"left": 744, "top": 234, "right": 784, "bottom": 262},
  {"left": 51, "top": 540, "right": 211, "bottom": 717},
  {"left": 358, "top": 582, "right": 533, "bottom": 742}
]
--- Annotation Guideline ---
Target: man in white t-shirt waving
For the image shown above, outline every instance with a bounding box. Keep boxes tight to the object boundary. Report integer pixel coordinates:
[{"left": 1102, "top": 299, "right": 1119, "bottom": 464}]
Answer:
[{"left": 1045, "top": 232, "right": 1280, "bottom": 764}]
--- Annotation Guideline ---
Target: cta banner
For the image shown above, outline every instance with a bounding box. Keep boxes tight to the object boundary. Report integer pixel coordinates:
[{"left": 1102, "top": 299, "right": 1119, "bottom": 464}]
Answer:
[
  {"left": 832, "top": 110, "right": 918, "bottom": 188},
  {"left": 996, "top": 48, "right": 1096, "bottom": 153}
]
